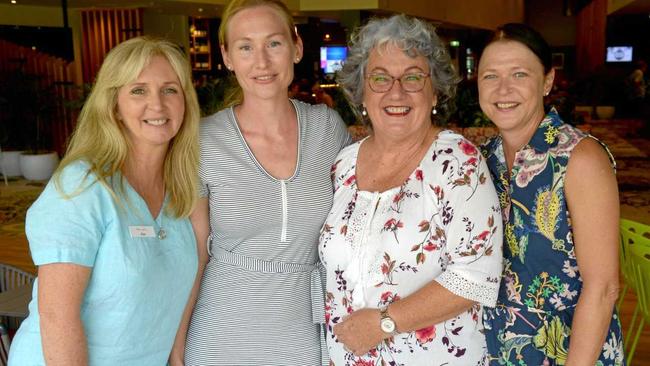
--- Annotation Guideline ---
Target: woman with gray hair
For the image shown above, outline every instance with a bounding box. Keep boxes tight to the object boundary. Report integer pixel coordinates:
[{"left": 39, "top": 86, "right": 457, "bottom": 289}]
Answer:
[{"left": 319, "top": 14, "right": 503, "bottom": 365}]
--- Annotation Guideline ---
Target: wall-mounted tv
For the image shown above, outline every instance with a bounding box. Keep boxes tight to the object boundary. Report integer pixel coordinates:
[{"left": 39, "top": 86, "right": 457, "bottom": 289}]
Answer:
[
  {"left": 606, "top": 46, "right": 633, "bottom": 62},
  {"left": 320, "top": 46, "right": 347, "bottom": 74}
]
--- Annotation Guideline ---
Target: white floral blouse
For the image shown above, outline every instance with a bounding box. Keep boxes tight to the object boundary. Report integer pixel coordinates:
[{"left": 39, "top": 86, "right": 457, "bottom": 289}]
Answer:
[{"left": 319, "top": 131, "right": 503, "bottom": 366}]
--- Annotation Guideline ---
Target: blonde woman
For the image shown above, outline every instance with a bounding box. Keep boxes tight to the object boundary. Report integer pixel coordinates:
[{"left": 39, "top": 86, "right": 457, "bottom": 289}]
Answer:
[
  {"left": 172, "top": 0, "right": 351, "bottom": 365},
  {"left": 8, "top": 36, "right": 200, "bottom": 366}
]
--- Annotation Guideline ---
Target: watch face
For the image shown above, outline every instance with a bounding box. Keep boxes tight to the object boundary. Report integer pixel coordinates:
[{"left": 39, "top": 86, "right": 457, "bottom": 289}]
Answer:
[{"left": 380, "top": 317, "right": 396, "bottom": 333}]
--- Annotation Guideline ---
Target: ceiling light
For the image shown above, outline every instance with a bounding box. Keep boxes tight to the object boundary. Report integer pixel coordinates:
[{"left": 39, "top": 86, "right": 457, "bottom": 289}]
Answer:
[
  {"left": 11, "top": 0, "right": 17, "bottom": 4},
  {"left": 450, "top": 40, "right": 460, "bottom": 47},
  {"left": 198, "top": 7, "right": 203, "bottom": 12}
]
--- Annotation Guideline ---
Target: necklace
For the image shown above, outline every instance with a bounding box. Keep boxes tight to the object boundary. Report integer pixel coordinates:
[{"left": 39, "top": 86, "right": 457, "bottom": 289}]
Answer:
[
  {"left": 155, "top": 213, "right": 167, "bottom": 240},
  {"left": 157, "top": 227, "right": 167, "bottom": 240}
]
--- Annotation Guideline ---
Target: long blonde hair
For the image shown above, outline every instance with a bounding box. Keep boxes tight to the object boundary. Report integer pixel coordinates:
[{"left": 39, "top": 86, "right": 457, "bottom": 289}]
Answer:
[
  {"left": 55, "top": 36, "right": 200, "bottom": 218},
  {"left": 219, "top": 0, "right": 299, "bottom": 107}
]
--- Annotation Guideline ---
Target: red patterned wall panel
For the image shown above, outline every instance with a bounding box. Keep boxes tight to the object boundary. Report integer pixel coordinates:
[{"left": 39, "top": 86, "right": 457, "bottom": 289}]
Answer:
[{"left": 81, "top": 8, "right": 143, "bottom": 83}]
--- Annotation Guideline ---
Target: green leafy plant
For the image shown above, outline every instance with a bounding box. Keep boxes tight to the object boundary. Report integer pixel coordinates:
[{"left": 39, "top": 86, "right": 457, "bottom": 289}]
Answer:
[
  {"left": 452, "top": 79, "right": 492, "bottom": 128},
  {"left": 0, "top": 67, "right": 58, "bottom": 153},
  {"left": 195, "top": 78, "right": 227, "bottom": 117}
]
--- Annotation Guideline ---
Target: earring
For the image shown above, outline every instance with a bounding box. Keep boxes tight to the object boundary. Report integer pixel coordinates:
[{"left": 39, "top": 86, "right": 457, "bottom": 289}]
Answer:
[
  {"left": 544, "top": 91, "right": 549, "bottom": 96},
  {"left": 295, "top": 57, "right": 300, "bottom": 62},
  {"left": 432, "top": 106, "right": 437, "bottom": 115},
  {"left": 361, "top": 107, "right": 367, "bottom": 117}
]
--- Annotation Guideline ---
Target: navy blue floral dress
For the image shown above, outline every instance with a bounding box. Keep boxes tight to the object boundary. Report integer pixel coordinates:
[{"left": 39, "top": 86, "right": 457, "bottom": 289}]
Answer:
[{"left": 481, "top": 110, "right": 625, "bottom": 366}]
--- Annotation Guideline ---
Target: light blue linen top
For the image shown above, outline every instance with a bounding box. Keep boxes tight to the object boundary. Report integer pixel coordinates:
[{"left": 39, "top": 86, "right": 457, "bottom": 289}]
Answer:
[{"left": 8, "top": 161, "right": 197, "bottom": 366}]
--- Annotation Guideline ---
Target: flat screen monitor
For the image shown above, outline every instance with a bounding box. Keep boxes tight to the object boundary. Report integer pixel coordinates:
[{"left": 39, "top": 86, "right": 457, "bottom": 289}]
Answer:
[
  {"left": 320, "top": 46, "right": 347, "bottom": 74},
  {"left": 606, "top": 46, "right": 633, "bottom": 62}
]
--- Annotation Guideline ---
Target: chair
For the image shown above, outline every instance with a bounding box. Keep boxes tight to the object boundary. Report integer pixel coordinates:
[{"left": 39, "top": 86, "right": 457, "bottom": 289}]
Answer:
[
  {"left": 0, "top": 264, "right": 35, "bottom": 294},
  {"left": 0, "top": 264, "right": 35, "bottom": 334},
  {"left": 617, "top": 219, "right": 650, "bottom": 311},
  {"left": 621, "top": 218, "right": 650, "bottom": 239},
  {"left": 0, "top": 323, "right": 9, "bottom": 366},
  {"left": 625, "top": 235, "right": 650, "bottom": 364}
]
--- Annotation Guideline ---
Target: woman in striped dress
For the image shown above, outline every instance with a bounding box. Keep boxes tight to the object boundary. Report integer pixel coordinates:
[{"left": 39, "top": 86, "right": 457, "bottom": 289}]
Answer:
[{"left": 169, "top": 1, "right": 351, "bottom": 365}]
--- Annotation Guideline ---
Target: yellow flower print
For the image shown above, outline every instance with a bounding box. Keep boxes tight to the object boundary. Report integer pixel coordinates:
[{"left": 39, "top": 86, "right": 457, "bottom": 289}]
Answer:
[
  {"left": 533, "top": 316, "right": 569, "bottom": 364},
  {"left": 505, "top": 223, "right": 519, "bottom": 257},
  {"left": 534, "top": 188, "right": 560, "bottom": 242},
  {"left": 544, "top": 125, "right": 559, "bottom": 144}
]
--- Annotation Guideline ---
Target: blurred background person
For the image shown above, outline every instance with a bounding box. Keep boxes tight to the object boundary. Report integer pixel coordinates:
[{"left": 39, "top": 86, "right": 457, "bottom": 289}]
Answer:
[
  {"left": 625, "top": 59, "right": 647, "bottom": 117},
  {"left": 479, "top": 23, "right": 624, "bottom": 365},
  {"left": 320, "top": 14, "right": 503, "bottom": 365},
  {"left": 8, "top": 36, "right": 200, "bottom": 366},
  {"left": 312, "top": 82, "right": 335, "bottom": 108}
]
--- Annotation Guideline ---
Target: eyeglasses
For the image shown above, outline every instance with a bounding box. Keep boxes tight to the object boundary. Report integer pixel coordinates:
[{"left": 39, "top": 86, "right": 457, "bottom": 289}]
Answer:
[{"left": 366, "top": 72, "right": 431, "bottom": 93}]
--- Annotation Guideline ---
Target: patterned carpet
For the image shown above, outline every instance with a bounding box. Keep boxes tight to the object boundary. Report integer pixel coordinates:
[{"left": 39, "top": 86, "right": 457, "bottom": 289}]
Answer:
[{"left": 0, "top": 179, "right": 44, "bottom": 238}]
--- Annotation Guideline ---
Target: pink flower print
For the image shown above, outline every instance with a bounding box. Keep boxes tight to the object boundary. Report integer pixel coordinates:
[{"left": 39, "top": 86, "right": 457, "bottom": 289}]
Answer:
[
  {"left": 465, "top": 157, "right": 478, "bottom": 166},
  {"left": 331, "top": 160, "right": 340, "bottom": 173},
  {"left": 393, "top": 191, "right": 405, "bottom": 203},
  {"left": 431, "top": 185, "right": 444, "bottom": 201},
  {"left": 343, "top": 174, "right": 356, "bottom": 186},
  {"left": 383, "top": 218, "right": 403, "bottom": 231},
  {"left": 381, "top": 263, "right": 390, "bottom": 274},
  {"left": 380, "top": 291, "right": 393, "bottom": 302},
  {"left": 383, "top": 218, "right": 403, "bottom": 243},
  {"left": 415, "top": 169, "right": 424, "bottom": 181},
  {"left": 352, "top": 359, "right": 374, "bottom": 366},
  {"left": 477, "top": 230, "right": 490, "bottom": 241},
  {"left": 458, "top": 140, "right": 478, "bottom": 156},
  {"left": 423, "top": 242, "right": 437, "bottom": 252},
  {"left": 415, "top": 326, "right": 436, "bottom": 344}
]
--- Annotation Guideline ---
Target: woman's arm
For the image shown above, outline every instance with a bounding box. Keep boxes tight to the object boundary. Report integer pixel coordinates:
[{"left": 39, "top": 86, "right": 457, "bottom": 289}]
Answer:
[
  {"left": 169, "top": 197, "right": 210, "bottom": 366},
  {"left": 333, "top": 283, "right": 475, "bottom": 355},
  {"left": 38, "top": 263, "right": 92, "bottom": 366},
  {"left": 564, "top": 138, "right": 620, "bottom": 366}
]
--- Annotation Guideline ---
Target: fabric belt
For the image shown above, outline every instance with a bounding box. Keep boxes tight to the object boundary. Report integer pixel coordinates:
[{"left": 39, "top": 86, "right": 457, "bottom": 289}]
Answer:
[{"left": 211, "top": 245, "right": 329, "bottom": 366}]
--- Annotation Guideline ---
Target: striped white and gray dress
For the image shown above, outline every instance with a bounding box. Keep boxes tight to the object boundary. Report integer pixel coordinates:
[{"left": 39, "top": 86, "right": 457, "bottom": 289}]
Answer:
[{"left": 185, "top": 100, "right": 351, "bottom": 366}]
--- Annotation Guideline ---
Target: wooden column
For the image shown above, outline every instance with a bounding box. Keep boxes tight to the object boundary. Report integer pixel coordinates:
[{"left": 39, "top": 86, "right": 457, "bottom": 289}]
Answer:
[
  {"left": 575, "top": 0, "right": 607, "bottom": 77},
  {"left": 80, "top": 9, "right": 143, "bottom": 83}
]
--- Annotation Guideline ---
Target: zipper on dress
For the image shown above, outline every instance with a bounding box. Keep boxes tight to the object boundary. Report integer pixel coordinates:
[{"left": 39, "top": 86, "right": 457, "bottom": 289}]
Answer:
[{"left": 280, "top": 180, "right": 288, "bottom": 242}]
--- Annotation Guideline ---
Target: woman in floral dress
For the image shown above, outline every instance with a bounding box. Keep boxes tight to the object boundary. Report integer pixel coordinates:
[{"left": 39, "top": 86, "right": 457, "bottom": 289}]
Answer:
[
  {"left": 319, "top": 15, "right": 503, "bottom": 366},
  {"left": 479, "top": 24, "right": 624, "bottom": 365}
]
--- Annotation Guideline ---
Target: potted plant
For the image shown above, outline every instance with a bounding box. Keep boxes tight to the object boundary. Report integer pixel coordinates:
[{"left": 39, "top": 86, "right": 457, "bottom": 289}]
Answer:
[
  {"left": 0, "top": 65, "right": 59, "bottom": 180},
  {"left": 451, "top": 79, "right": 498, "bottom": 146}
]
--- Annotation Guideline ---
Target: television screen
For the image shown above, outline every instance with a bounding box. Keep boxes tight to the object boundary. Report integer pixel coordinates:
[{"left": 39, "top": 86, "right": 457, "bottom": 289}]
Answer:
[
  {"left": 320, "top": 46, "right": 347, "bottom": 74},
  {"left": 606, "top": 46, "right": 633, "bottom": 62}
]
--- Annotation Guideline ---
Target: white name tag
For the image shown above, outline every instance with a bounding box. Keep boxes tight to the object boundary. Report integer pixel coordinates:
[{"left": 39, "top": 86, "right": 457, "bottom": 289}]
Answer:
[{"left": 129, "top": 226, "right": 156, "bottom": 238}]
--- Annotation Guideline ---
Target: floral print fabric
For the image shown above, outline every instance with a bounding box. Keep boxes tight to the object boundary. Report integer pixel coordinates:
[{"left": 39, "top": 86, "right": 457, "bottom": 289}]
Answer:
[
  {"left": 481, "top": 110, "right": 625, "bottom": 366},
  {"left": 319, "top": 131, "right": 503, "bottom": 365}
]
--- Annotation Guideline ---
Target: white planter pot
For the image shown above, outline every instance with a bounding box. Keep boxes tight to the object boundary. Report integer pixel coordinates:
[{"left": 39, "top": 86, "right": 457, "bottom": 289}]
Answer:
[
  {"left": 19, "top": 152, "right": 60, "bottom": 181},
  {"left": 1, "top": 150, "right": 24, "bottom": 177}
]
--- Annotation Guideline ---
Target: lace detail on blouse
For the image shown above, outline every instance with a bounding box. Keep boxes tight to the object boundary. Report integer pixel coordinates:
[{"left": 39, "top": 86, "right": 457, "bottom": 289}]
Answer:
[
  {"left": 437, "top": 269, "right": 499, "bottom": 307},
  {"left": 343, "top": 192, "right": 387, "bottom": 309}
]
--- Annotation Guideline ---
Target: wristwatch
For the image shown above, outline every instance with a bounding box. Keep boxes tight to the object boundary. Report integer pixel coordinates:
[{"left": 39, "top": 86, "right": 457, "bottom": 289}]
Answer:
[{"left": 379, "top": 307, "right": 397, "bottom": 335}]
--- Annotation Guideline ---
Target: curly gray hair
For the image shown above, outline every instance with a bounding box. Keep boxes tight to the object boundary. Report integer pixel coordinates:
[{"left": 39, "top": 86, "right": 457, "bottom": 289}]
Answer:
[{"left": 337, "top": 14, "right": 459, "bottom": 123}]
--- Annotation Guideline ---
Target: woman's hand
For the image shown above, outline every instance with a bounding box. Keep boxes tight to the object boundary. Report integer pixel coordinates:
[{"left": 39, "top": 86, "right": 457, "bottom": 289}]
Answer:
[{"left": 333, "top": 308, "right": 385, "bottom": 356}]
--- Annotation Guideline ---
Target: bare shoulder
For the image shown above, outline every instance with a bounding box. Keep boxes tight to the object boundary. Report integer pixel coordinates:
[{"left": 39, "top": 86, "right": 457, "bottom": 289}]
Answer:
[
  {"left": 566, "top": 137, "right": 615, "bottom": 179},
  {"left": 565, "top": 136, "right": 618, "bottom": 204}
]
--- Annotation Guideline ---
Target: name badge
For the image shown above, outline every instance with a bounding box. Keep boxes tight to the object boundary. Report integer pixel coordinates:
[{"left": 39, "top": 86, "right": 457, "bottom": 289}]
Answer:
[{"left": 129, "top": 226, "right": 156, "bottom": 238}]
